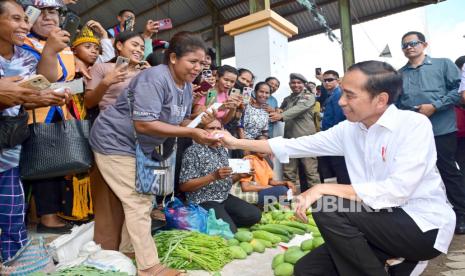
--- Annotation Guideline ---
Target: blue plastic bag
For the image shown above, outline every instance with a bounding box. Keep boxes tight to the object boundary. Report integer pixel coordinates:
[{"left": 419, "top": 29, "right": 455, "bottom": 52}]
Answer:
[
  {"left": 164, "top": 198, "right": 208, "bottom": 233},
  {"left": 206, "top": 209, "right": 234, "bottom": 239}
]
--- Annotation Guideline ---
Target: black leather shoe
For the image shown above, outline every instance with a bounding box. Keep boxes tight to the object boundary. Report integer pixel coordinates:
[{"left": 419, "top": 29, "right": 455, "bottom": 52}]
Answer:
[
  {"left": 455, "top": 215, "right": 465, "bottom": 235},
  {"left": 36, "top": 223, "right": 72, "bottom": 234}
]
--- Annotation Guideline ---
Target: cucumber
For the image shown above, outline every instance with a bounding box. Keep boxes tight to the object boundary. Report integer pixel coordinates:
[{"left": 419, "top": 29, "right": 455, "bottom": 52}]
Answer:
[
  {"left": 274, "top": 233, "right": 290, "bottom": 242},
  {"left": 280, "top": 221, "right": 311, "bottom": 232},
  {"left": 255, "top": 238, "right": 272, "bottom": 248},
  {"left": 252, "top": 230, "right": 281, "bottom": 243},
  {"left": 277, "top": 224, "right": 306, "bottom": 235},
  {"left": 257, "top": 224, "right": 290, "bottom": 237}
]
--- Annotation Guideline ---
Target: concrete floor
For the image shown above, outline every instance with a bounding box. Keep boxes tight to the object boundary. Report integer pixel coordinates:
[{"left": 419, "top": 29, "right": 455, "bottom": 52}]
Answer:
[{"left": 187, "top": 247, "right": 285, "bottom": 276}]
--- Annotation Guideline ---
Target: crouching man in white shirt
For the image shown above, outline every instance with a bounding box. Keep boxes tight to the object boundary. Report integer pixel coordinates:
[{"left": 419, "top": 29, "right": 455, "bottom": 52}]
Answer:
[{"left": 216, "top": 60, "right": 455, "bottom": 276}]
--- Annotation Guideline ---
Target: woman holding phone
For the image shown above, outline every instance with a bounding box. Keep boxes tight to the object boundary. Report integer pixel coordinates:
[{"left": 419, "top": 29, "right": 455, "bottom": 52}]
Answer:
[
  {"left": 90, "top": 31, "right": 218, "bottom": 276},
  {"left": 85, "top": 31, "right": 150, "bottom": 252},
  {"left": 84, "top": 31, "right": 148, "bottom": 111},
  {"left": 192, "top": 64, "right": 241, "bottom": 125}
]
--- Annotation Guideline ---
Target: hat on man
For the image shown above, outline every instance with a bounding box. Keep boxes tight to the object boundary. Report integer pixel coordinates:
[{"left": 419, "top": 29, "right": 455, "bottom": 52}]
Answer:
[
  {"left": 32, "top": 0, "right": 65, "bottom": 9},
  {"left": 72, "top": 26, "right": 100, "bottom": 48},
  {"left": 290, "top": 73, "right": 308, "bottom": 83}
]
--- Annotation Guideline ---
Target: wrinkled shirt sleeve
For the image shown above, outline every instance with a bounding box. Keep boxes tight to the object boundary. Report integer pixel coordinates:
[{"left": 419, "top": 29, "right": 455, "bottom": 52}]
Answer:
[
  {"left": 352, "top": 118, "right": 437, "bottom": 209},
  {"left": 268, "top": 123, "right": 345, "bottom": 163},
  {"left": 431, "top": 59, "right": 461, "bottom": 111}
]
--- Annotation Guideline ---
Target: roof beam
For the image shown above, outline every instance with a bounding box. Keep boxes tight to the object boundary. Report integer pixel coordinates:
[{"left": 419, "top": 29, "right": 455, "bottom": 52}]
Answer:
[
  {"left": 77, "top": 0, "right": 111, "bottom": 17},
  {"left": 135, "top": 0, "right": 172, "bottom": 18}
]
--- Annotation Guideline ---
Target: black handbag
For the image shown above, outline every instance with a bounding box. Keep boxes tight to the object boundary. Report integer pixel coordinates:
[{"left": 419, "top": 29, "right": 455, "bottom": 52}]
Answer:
[
  {"left": 19, "top": 108, "right": 93, "bottom": 180},
  {"left": 0, "top": 107, "right": 30, "bottom": 150}
]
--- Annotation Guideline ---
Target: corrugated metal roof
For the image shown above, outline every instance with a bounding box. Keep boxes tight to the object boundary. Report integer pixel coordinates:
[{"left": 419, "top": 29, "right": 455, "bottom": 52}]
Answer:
[{"left": 68, "top": 0, "right": 444, "bottom": 59}]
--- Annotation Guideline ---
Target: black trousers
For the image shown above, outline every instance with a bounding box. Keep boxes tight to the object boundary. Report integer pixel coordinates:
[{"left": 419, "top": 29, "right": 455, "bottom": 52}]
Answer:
[
  {"left": 456, "top": 137, "right": 465, "bottom": 180},
  {"left": 28, "top": 177, "right": 67, "bottom": 216},
  {"left": 435, "top": 132, "right": 465, "bottom": 215},
  {"left": 317, "top": 156, "right": 351, "bottom": 184},
  {"left": 294, "top": 197, "right": 440, "bottom": 276},
  {"left": 199, "top": 194, "right": 261, "bottom": 232}
]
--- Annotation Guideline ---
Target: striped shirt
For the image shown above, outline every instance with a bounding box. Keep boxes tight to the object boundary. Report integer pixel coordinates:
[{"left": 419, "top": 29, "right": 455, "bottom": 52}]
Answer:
[{"left": 0, "top": 46, "right": 37, "bottom": 172}]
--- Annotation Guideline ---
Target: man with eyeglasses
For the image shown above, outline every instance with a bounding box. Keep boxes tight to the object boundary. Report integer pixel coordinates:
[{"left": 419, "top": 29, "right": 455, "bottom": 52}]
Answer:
[
  {"left": 316, "top": 70, "right": 350, "bottom": 185},
  {"left": 397, "top": 31, "right": 465, "bottom": 234}
]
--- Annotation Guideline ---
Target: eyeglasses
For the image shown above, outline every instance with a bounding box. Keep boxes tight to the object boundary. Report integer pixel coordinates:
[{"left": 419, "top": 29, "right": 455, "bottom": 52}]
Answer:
[
  {"left": 41, "top": 8, "right": 60, "bottom": 15},
  {"left": 323, "top": 78, "right": 336, "bottom": 83},
  {"left": 401, "top": 40, "right": 424, "bottom": 49}
]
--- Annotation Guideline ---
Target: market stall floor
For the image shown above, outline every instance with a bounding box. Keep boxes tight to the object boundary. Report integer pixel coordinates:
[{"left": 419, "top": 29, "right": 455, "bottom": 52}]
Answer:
[{"left": 187, "top": 247, "right": 285, "bottom": 276}]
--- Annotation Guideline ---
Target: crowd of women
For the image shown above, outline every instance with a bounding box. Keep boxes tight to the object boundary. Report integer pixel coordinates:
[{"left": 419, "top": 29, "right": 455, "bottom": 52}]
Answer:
[{"left": 0, "top": 1, "right": 300, "bottom": 275}]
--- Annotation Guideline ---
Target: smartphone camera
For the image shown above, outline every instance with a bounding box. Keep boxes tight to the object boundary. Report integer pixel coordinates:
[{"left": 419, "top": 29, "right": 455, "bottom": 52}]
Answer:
[
  {"left": 124, "top": 16, "right": 134, "bottom": 31},
  {"left": 202, "top": 70, "right": 212, "bottom": 79}
]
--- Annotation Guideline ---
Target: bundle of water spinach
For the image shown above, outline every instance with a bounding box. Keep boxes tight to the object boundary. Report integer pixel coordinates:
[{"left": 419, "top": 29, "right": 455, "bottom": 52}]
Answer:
[{"left": 154, "top": 230, "right": 233, "bottom": 271}]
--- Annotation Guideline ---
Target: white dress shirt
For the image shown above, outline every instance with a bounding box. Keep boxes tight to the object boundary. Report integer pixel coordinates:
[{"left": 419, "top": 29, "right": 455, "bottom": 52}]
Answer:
[
  {"left": 269, "top": 105, "right": 455, "bottom": 253},
  {"left": 96, "top": 38, "right": 116, "bottom": 64}
]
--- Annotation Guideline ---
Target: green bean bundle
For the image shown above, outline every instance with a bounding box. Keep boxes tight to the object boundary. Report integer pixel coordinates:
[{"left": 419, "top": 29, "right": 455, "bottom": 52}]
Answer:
[
  {"left": 154, "top": 230, "right": 233, "bottom": 271},
  {"left": 30, "top": 266, "right": 129, "bottom": 275}
]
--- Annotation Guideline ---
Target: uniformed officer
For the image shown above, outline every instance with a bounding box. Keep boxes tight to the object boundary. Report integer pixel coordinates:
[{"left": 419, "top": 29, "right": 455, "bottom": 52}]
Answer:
[{"left": 270, "top": 73, "right": 320, "bottom": 192}]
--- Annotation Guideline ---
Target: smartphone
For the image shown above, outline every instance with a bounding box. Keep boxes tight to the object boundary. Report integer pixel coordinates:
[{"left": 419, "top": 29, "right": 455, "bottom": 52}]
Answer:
[
  {"left": 242, "top": 87, "right": 253, "bottom": 104},
  {"left": 315, "top": 67, "right": 322, "bottom": 76},
  {"left": 50, "top": 78, "right": 84, "bottom": 95},
  {"left": 229, "top": 88, "right": 241, "bottom": 97},
  {"left": 61, "top": 12, "right": 80, "bottom": 45},
  {"left": 115, "top": 56, "right": 130, "bottom": 67},
  {"left": 194, "top": 80, "right": 213, "bottom": 93},
  {"left": 202, "top": 69, "right": 212, "bottom": 79},
  {"left": 157, "top": 18, "right": 172, "bottom": 31},
  {"left": 25, "top": 6, "right": 41, "bottom": 26},
  {"left": 124, "top": 16, "right": 134, "bottom": 31},
  {"left": 18, "top": 75, "right": 51, "bottom": 90}
]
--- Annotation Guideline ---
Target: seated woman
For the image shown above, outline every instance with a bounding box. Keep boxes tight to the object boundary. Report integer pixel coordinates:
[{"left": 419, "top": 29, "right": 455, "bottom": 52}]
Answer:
[
  {"left": 238, "top": 82, "right": 271, "bottom": 140},
  {"left": 191, "top": 65, "right": 241, "bottom": 125},
  {"left": 239, "top": 135, "right": 296, "bottom": 208},
  {"left": 179, "top": 119, "right": 261, "bottom": 232}
]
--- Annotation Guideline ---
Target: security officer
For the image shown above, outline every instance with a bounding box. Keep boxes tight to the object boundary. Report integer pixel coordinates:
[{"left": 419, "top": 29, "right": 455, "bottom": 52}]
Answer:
[{"left": 270, "top": 73, "right": 320, "bottom": 192}]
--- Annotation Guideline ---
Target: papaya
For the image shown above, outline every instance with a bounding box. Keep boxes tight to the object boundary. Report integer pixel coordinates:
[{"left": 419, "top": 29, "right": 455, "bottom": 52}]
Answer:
[
  {"left": 284, "top": 248, "right": 306, "bottom": 264},
  {"left": 235, "top": 231, "right": 253, "bottom": 242},
  {"left": 227, "top": 238, "right": 239, "bottom": 246},
  {"left": 272, "top": 253, "right": 284, "bottom": 269},
  {"left": 312, "top": 237, "right": 325, "bottom": 249},
  {"left": 274, "top": 263, "right": 294, "bottom": 276},
  {"left": 240, "top": 242, "right": 253, "bottom": 255},
  {"left": 229, "top": 246, "right": 247, "bottom": 259},
  {"left": 300, "top": 239, "right": 313, "bottom": 251},
  {"left": 250, "top": 239, "right": 266, "bottom": 253}
]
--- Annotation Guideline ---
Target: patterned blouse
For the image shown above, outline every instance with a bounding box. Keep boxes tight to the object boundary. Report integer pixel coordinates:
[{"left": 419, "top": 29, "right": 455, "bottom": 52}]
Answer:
[
  {"left": 241, "top": 104, "right": 269, "bottom": 139},
  {"left": 179, "top": 143, "right": 231, "bottom": 204}
]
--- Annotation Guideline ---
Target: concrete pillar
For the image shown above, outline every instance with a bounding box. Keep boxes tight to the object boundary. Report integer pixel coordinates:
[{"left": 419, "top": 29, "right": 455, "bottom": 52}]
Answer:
[
  {"left": 338, "top": 0, "right": 355, "bottom": 71},
  {"left": 224, "top": 10, "right": 298, "bottom": 180},
  {"left": 224, "top": 9, "right": 298, "bottom": 104}
]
